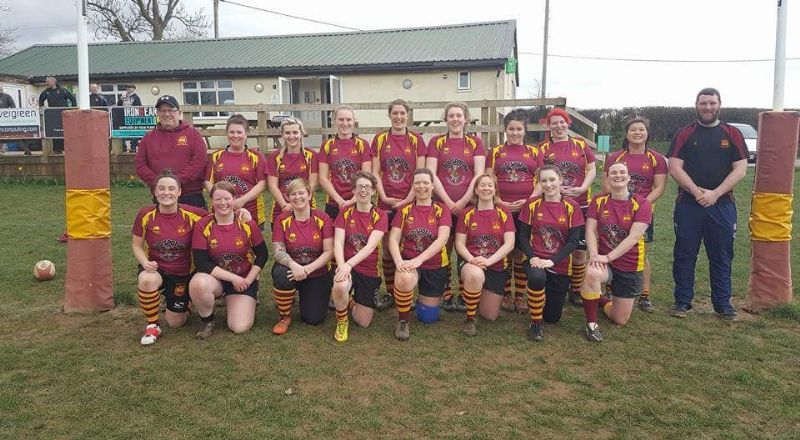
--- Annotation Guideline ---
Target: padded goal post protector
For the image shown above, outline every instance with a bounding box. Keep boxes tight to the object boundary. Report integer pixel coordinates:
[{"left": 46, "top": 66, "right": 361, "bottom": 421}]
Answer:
[
  {"left": 746, "top": 111, "right": 800, "bottom": 313},
  {"left": 63, "top": 110, "right": 115, "bottom": 313}
]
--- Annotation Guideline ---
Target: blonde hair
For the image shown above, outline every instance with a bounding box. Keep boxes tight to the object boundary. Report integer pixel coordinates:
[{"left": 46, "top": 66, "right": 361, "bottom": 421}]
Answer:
[
  {"left": 334, "top": 105, "right": 355, "bottom": 119},
  {"left": 285, "top": 177, "right": 311, "bottom": 196},
  {"left": 471, "top": 171, "right": 500, "bottom": 206},
  {"left": 279, "top": 117, "right": 306, "bottom": 155}
]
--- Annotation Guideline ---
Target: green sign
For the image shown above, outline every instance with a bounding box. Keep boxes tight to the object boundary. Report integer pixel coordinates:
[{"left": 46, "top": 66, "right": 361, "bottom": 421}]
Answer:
[
  {"left": 505, "top": 58, "right": 518, "bottom": 74},
  {"left": 597, "top": 135, "right": 610, "bottom": 153}
]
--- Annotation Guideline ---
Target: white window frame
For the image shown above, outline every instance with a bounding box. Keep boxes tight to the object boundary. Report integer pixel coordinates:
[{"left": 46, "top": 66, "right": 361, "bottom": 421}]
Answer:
[
  {"left": 99, "top": 83, "right": 129, "bottom": 106},
  {"left": 182, "top": 80, "right": 235, "bottom": 118},
  {"left": 457, "top": 71, "right": 471, "bottom": 91}
]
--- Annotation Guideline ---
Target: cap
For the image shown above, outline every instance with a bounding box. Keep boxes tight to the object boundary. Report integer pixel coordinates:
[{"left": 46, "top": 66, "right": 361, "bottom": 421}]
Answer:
[{"left": 155, "top": 95, "right": 179, "bottom": 110}]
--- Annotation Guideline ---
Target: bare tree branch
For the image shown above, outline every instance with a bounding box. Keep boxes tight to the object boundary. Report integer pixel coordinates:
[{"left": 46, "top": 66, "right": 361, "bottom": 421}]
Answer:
[
  {"left": 88, "top": 0, "right": 209, "bottom": 42},
  {"left": 0, "top": 1, "right": 15, "bottom": 56}
]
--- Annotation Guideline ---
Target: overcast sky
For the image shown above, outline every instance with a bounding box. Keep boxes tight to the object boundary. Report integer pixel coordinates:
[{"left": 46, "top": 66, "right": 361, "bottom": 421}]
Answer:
[{"left": 3, "top": 0, "right": 798, "bottom": 109}]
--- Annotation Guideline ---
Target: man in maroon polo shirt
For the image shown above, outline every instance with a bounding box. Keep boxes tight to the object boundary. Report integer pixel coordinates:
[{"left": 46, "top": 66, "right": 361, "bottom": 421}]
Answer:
[{"left": 135, "top": 95, "right": 208, "bottom": 208}]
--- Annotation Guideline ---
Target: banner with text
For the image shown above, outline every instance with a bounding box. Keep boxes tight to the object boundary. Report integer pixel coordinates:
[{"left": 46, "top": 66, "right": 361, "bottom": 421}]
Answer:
[
  {"left": 0, "top": 108, "right": 41, "bottom": 139},
  {"left": 110, "top": 106, "right": 157, "bottom": 138}
]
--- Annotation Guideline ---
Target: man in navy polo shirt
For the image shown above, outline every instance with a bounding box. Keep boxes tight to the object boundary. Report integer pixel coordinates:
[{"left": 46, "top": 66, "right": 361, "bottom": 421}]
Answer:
[{"left": 666, "top": 88, "right": 748, "bottom": 321}]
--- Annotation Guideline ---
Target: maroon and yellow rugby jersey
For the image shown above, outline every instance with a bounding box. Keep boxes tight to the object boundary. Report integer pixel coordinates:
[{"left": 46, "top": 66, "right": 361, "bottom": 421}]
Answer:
[
  {"left": 192, "top": 215, "right": 265, "bottom": 277},
  {"left": 587, "top": 193, "right": 652, "bottom": 272},
  {"left": 391, "top": 201, "right": 452, "bottom": 270},
  {"left": 427, "top": 134, "right": 485, "bottom": 202},
  {"left": 519, "top": 196, "right": 585, "bottom": 275},
  {"left": 132, "top": 204, "right": 207, "bottom": 276},
  {"left": 265, "top": 148, "right": 318, "bottom": 222},
  {"left": 604, "top": 149, "right": 668, "bottom": 201},
  {"left": 318, "top": 136, "right": 371, "bottom": 206},
  {"left": 371, "top": 130, "right": 426, "bottom": 210},
  {"left": 455, "top": 205, "right": 516, "bottom": 271},
  {"left": 334, "top": 205, "right": 389, "bottom": 277},
  {"left": 272, "top": 209, "right": 334, "bottom": 278},
  {"left": 207, "top": 147, "right": 268, "bottom": 225},
  {"left": 489, "top": 143, "right": 540, "bottom": 203},
  {"left": 538, "top": 137, "right": 596, "bottom": 206}
]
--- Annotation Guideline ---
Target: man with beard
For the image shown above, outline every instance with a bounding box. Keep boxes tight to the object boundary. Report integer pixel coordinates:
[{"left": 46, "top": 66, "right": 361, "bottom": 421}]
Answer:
[{"left": 666, "top": 88, "right": 748, "bottom": 321}]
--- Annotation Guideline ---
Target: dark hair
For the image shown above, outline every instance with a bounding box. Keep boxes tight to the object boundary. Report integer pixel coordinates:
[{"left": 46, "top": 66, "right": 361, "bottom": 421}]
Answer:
[
  {"left": 351, "top": 170, "right": 378, "bottom": 191},
  {"left": 537, "top": 164, "right": 562, "bottom": 179},
  {"left": 226, "top": 114, "right": 249, "bottom": 131},
  {"left": 388, "top": 99, "right": 410, "bottom": 114},
  {"left": 156, "top": 169, "right": 181, "bottom": 189},
  {"left": 622, "top": 115, "right": 651, "bottom": 149},
  {"left": 696, "top": 87, "right": 721, "bottom": 104},
  {"left": 503, "top": 108, "right": 529, "bottom": 132},
  {"left": 210, "top": 181, "right": 238, "bottom": 199},
  {"left": 412, "top": 167, "right": 434, "bottom": 182}
]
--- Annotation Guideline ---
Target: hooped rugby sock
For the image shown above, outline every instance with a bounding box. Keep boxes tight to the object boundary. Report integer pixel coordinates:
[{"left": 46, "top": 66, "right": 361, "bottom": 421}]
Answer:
[
  {"left": 463, "top": 287, "right": 481, "bottom": 320},
  {"left": 394, "top": 287, "right": 414, "bottom": 321},
  {"left": 273, "top": 287, "right": 295, "bottom": 317},
  {"left": 138, "top": 289, "right": 160, "bottom": 325},
  {"left": 382, "top": 256, "right": 396, "bottom": 294},
  {"left": 335, "top": 307, "right": 348, "bottom": 323},
  {"left": 570, "top": 262, "right": 587, "bottom": 294},
  {"left": 527, "top": 287, "right": 545, "bottom": 323},
  {"left": 513, "top": 258, "right": 527, "bottom": 298}
]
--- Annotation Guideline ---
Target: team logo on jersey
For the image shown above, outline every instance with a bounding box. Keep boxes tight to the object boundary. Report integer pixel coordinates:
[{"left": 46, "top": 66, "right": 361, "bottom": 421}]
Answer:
[
  {"left": 428, "top": 216, "right": 436, "bottom": 226},
  {"left": 405, "top": 147, "right": 411, "bottom": 154},
  {"left": 471, "top": 234, "right": 500, "bottom": 258},
  {"left": 300, "top": 163, "right": 307, "bottom": 171},
  {"left": 492, "top": 222, "right": 501, "bottom": 231},
  {"left": 623, "top": 214, "right": 632, "bottom": 222},
  {"left": 209, "top": 238, "right": 218, "bottom": 249},
  {"left": 291, "top": 246, "right": 320, "bottom": 265},
  {"left": 407, "top": 215, "right": 414, "bottom": 223},
  {"left": 498, "top": 152, "right": 507, "bottom": 158},
  {"left": 349, "top": 218, "right": 356, "bottom": 227},
  {"left": 386, "top": 157, "right": 411, "bottom": 184},
  {"left": 234, "top": 237, "right": 244, "bottom": 248},
  {"left": 332, "top": 147, "right": 339, "bottom": 155},
  {"left": 347, "top": 232, "right": 368, "bottom": 252},
  {"left": 216, "top": 162, "right": 225, "bottom": 171},
  {"left": 537, "top": 212, "right": 544, "bottom": 219},
  {"left": 150, "top": 225, "right": 161, "bottom": 235},
  {"left": 223, "top": 176, "right": 249, "bottom": 196},
  {"left": 442, "top": 157, "right": 470, "bottom": 185},
  {"left": 443, "top": 147, "right": 450, "bottom": 154},
  {"left": 629, "top": 174, "right": 647, "bottom": 195},
  {"left": 571, "top": 150, "right": 580, "bottom": 158},
  {"left": 470, "top": 222, "right": 478, "bottom": 231},
  {"left": 279, "top": 164, "right": 286, "bottom": 172},
  {"left": 385, "top": 144, "right": 392, "bottom": 153},
  {"left": 523, "top": 152, "right": 531, "bottom": 159},
  {"left": 558, "top": 215, "right": 566, "bottom": 224},
  {"left": 177, "top": 136, "right": 188, "bottom": 146},
  {"left": 240, "top": 163, "right": 250, "bottom": 172},
  {"left": 463, "top": 147, "right": 470, "bottom": 155},
  {"left": 312, "top": 232, "right": 320, "bottom": 241},
  {"left": 601, "top": 224, "right": 628, "bottom": 248},
  {"left": 641, "top": 163, "right": 650, "bottom": 171},
  {"left": 408, "top": 228, "right": 435, "bottom": 252},
  {"left": 538, "top": 224, "right": 564, "bottom": 251},
  {"left": 601, "top": 209, "right": 610, "bottom": 218},
  {"left": 177, "top": 225, "right": 187, "bottom": 236},
  {"left": 174, "top": 283, "right": 186, "bottom": 297},
  {"left": 332, "top": 158, "right": 359, "bottom": 184},
  {"left": 556, "top": 161, "right": 581, "bottom": 187},
  {"left": 218, "top": 253, "right": 245, "bottom": 274},
  {"left": 288, "top": 232, "right": 297, "bottom": 242},
  {"left": 152, "top": 239, "right": 186, "bottom": 262},
  {"left": 500, "top": 161, "right": 530, "bottom": 183},
  {"left": 720, "top": 139, "right": 730, "bottom": 148}
]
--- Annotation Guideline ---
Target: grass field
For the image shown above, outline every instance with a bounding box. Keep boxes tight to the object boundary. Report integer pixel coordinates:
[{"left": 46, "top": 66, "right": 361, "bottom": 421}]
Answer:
[{"left": 2, "top": 170, "right": 800, "bottom": 439}]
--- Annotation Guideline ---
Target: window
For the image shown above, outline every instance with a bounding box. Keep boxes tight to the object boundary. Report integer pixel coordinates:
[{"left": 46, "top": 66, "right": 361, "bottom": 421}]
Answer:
[
  {"left": 458, "top": 71, "right": 471, "bottom": 91},
  {"left": 182, "top": 80, "right": 235, "bottom": 117},
  {"left": 100, "top": 84, "right": 129, "bottom": 105}
]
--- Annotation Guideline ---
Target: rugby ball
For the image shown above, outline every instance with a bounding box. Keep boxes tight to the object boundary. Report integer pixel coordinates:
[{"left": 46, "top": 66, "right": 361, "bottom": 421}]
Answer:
[{"left": 34, "top": 260, "right": 56, "bottom": 281}]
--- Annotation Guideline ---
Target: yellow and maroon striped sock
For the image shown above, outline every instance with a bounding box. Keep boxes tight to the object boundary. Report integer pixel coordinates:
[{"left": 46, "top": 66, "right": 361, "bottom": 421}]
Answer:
[
  {"left": 527, "top": 287, "right": 545, "bottom": 323},
  {"left": 394, "top": 287, "right": 414, "bottom": 321},
  {"left": 272, "top": 287, "right": 295, "bottom": 317},
  {"left": 462, "top": 287, "right": 481, "bottom": 320},
  {"left": 138, "top": 289, "right": 160, "bottom": 325}
]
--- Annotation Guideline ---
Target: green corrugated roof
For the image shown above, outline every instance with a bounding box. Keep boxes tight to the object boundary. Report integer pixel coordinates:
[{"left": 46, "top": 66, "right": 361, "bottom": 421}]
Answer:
[{"left": 0, "top": 20, "right": 516, "bottom": 80}]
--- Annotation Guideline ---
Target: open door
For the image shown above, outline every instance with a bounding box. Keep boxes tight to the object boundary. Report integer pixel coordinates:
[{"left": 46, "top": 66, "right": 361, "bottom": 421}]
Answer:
[{"left": 278, "top": 77, "right": 292, "bottom": 114}]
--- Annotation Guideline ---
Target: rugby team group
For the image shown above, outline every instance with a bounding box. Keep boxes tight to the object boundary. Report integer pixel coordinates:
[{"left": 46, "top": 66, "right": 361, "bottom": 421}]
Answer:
[{"left": 131, "top": 87, "right": 748, "bottom": 345}]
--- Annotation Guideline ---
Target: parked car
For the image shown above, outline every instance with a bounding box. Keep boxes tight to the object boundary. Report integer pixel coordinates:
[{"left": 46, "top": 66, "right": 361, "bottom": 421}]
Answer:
[{"left": 729, "top": 122, "right": 758, "bottom": 163}]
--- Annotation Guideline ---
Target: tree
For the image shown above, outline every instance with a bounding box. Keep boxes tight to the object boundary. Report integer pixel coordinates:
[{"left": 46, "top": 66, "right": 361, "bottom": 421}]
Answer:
[
  {"left": 87, "top": 0, "right": 209, "bottom": 42},
  {"left": 0, "top": 2, "right": 15, "bottom": 56}
]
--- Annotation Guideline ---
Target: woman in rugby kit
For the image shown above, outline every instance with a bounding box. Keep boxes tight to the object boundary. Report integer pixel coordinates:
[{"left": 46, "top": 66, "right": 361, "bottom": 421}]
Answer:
[
  {"left": 538, "top": 108, "right": 596, "bottom": 307},
  {"left": 581, "top": 162, "right": 653, "bottom": 342},
  {"left": 426, "top": 102, "right": 486, "bottom": 312},
  {"left": 601, "top": 116, "right": 667, "bottom": 312},
  {"left": 488, "top": 109, "right": 542, "bottom": 314},
  {"left": 331, "top": 171, "right": 389, "bottom": 342},
  {"left": 205, "top": 114, "right": 268, "bottom": 228},
  {"left": 371, "top": 99, "right": 427, "bottom": 310},
  {"left": 454, "top": 171, "right": 516, "bottom": 336},
  {"left": 132, "top": 170, "right": 208, "bottom": 345},
  {"left": 189, "top": 181, "right": 268, "bottom": 339},
  {"left": 388, "top": 168, "right": 452, "bottom": 341},
  {"left": 317, "top": 105, "right": 372, "bottom": 222},
  {"left": 517, "top": 165, "right": 585, "bottom": 342},
  {"left": 270, "top": 178, "right": 335, "bottom": 335},
  {"left": 266, "top": 117, "right": 318, "bottom": 228}
]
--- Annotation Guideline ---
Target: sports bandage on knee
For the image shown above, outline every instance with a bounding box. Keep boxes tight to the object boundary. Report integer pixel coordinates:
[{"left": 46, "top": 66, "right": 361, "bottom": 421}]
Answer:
[{"left": 416, "top": 302, "right": 440, "bottom": 324}]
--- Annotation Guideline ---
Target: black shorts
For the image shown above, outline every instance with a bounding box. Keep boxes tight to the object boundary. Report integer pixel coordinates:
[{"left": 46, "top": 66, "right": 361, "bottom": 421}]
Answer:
[
  {"left": 644, "top": 223, "right": 654, "bottom": 243},
  {"left": 351, "top": 270, "right": 382, "bottom": 309},
  {"left": 137, "top": 266, "right": 192, "bottom": 313},
  {"left": 607, "top": 268, "right": 643, "bottom": 299},
  {"left": 325, "top": 204, "right": 340, "bottom": 223},
  {"left": 220, "top": 279, "right": 259, "bottom": 299},
  {"left": 457, "top": 259, "right": 510, "bottom": 295},
  {"left": 417, "top": 267, "right": 450, "bottom": 297},
  {"left": 576, "top": 206, "right": 588, "bottom": 250}
]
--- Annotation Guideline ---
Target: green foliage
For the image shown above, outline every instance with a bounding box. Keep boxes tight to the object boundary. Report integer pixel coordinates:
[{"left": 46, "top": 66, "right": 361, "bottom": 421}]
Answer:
[{"left": 766, "top": 302, "right": 800, "bottom": 322}]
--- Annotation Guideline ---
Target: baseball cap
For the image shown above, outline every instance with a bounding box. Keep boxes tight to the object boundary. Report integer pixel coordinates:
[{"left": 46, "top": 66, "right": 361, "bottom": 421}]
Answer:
[{"left": 155, "top": 95, "right": 180, "bottom": 109}]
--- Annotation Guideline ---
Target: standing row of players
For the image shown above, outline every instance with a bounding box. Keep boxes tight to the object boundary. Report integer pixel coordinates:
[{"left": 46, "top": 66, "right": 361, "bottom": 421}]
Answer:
[{"left": 132, "top": 99, "right": 667, "bottom": 344}]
